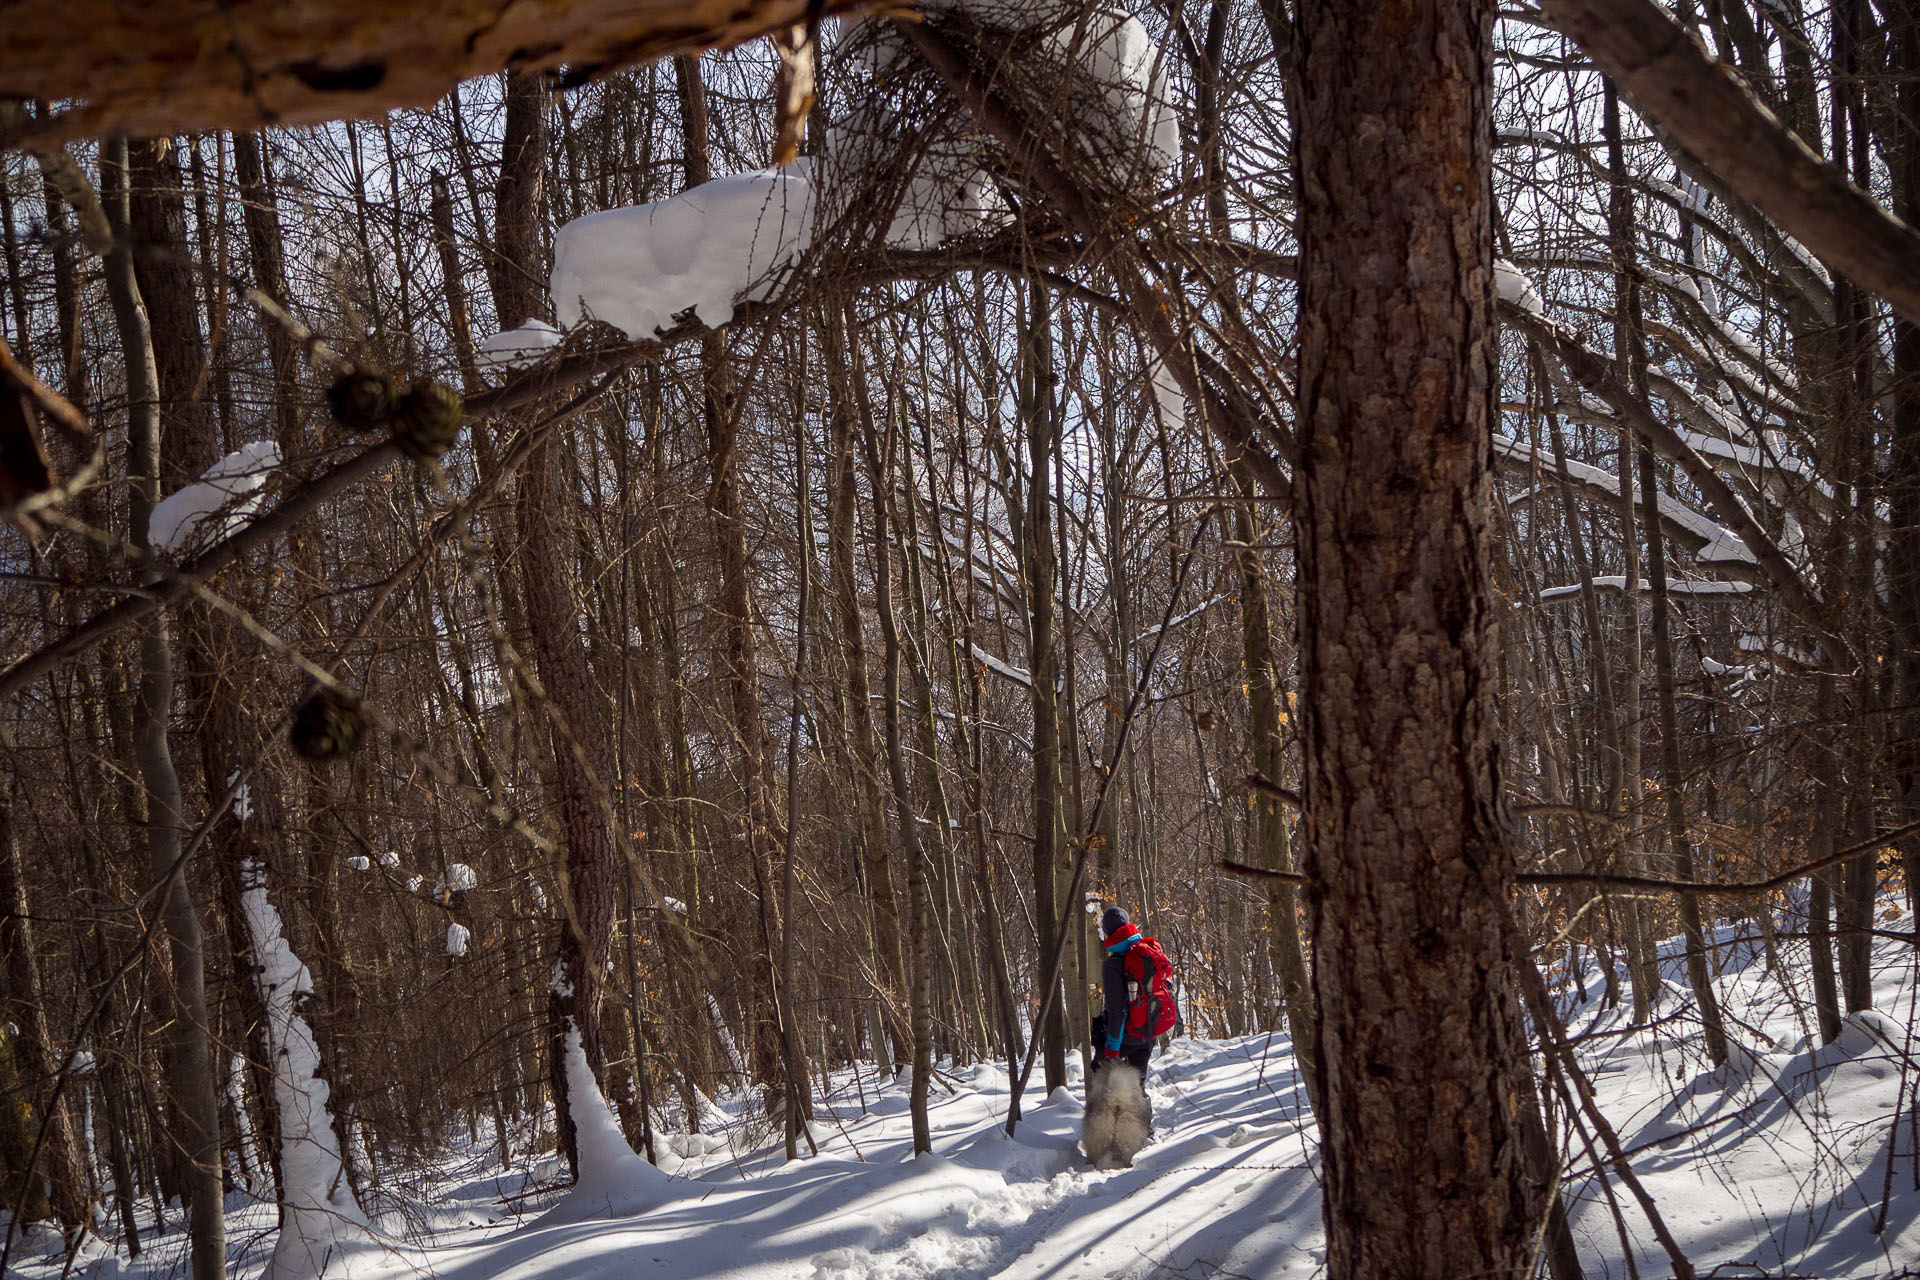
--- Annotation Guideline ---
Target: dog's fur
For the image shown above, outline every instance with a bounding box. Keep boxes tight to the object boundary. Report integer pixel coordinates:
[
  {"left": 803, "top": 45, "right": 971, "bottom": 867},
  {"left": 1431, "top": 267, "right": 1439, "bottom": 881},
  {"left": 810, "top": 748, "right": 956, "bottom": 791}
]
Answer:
[{"left": 1083, "top": 1062, "right": 1151, "bottom": 1170}]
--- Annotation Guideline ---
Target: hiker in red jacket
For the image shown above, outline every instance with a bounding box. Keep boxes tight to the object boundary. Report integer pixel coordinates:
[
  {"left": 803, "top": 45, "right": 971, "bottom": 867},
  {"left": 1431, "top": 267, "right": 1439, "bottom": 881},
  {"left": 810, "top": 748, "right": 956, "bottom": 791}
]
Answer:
[{"left": 1096, "top": 907, "right": 1179, "bottom": 1076}]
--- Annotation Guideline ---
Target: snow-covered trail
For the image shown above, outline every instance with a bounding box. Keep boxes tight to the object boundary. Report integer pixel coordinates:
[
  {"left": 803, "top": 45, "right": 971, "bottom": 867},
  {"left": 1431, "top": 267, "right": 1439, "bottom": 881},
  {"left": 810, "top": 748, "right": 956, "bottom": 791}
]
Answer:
[
  {"left": 12, "top": 903, "right": 1916, "bottom": 1280},
  {"left": 414, "top": 1039, "right": 1326, "bottom": 1280}
]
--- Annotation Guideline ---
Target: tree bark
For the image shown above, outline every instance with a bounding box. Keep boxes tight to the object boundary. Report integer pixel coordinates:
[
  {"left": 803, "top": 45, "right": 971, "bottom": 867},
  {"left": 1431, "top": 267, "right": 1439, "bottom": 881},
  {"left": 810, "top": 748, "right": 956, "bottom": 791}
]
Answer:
[
  {"left": 2, "top": 0, "right": 866, "bottom": 146},
  {"left": 97, "top": 136, "right": 227, "bottom": 1280},
  {"left": 1020, "top": 283, "right": 1068, "bottom": 1096},
  {"left": 0, "top": 792, "right": 90, "bottom": 1232},
  {"left": 1294, "top": 1, "right": 1543, "bottom": 1275},
  {"left": 490, "top": 70, "right": 621, "bottom": 1177}
]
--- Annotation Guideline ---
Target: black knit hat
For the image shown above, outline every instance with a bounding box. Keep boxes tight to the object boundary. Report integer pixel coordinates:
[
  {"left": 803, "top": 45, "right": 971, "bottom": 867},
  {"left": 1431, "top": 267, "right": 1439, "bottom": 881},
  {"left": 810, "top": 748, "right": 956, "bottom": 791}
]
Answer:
[{"left": 1100, "top": 906, "right": 1130, "bottom": 940}]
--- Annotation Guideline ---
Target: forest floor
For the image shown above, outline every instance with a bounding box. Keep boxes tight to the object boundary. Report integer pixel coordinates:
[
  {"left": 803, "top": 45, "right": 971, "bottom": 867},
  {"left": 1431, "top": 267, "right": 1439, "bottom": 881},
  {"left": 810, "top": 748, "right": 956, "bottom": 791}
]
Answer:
[{"left": 11, "top": 900, "right": 1919, "bottom": 1280}]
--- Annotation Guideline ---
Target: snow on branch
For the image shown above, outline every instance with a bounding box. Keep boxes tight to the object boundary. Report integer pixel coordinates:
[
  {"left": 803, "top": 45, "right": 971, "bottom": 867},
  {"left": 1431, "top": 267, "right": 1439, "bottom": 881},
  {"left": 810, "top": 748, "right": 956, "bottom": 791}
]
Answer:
[
  {"left": 1536, "top": 576, "right": 1752, "bottom": 602},
  {"left": 148, "top": 441, "right": 281, "bottom": 556},
  {"left": 551, "top": 165, "right": 815, "bottom": 340}
]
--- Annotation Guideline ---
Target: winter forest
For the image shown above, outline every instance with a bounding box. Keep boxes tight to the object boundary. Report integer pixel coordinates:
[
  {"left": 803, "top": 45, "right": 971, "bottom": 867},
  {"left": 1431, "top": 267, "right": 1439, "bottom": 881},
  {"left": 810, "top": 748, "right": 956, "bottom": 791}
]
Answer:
[{"left": 1, "top": 0, "right": 1919, "bottom": 1277}]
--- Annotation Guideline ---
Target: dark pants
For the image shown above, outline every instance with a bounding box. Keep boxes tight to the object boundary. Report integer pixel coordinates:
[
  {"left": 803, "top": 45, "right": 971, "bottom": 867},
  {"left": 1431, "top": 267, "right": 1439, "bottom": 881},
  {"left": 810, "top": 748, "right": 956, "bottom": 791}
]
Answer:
[{"left": 1089, "top": 1034, "right": 1152, "bottom": 1078}]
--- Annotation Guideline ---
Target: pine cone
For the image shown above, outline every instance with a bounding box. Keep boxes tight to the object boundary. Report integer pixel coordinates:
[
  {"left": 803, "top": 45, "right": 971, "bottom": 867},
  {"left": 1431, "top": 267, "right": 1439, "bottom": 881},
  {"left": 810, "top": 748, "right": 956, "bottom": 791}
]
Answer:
[
  {"left": 326, "top": 368, "right": 398, "bottom": 433},
  {"left": 290, "top": 688, "right": 367, "bottom": 761},
  {"left": 391, "top": 381, "right": 464, "bottom": 460}
]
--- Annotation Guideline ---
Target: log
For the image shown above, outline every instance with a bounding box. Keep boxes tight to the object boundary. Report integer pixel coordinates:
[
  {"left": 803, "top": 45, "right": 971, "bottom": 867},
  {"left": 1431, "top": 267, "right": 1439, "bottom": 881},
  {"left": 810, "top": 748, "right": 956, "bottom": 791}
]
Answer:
[{"left": 0, "top": 0, "right": 863, "bottom": 145}]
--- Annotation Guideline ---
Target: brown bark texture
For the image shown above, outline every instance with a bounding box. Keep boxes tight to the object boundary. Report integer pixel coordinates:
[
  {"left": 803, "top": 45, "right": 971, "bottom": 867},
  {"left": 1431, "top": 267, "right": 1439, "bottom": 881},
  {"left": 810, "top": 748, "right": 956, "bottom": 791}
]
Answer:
[
  {"left": 489, "top": 71, "right": 620, "bottom": 1176},
  {"left": 1, "top": 0, "right": 863, "bottom": 146},
  {"left": 1294, "top": 1, "right": 1543, "bottom": 1277}
]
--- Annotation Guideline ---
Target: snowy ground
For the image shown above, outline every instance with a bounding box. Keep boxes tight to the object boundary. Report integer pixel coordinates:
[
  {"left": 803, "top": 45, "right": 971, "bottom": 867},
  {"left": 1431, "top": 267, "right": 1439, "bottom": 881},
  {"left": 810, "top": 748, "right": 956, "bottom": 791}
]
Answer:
[{"left": 10, "top": 902, "right": 1917, "bottom": 1280}]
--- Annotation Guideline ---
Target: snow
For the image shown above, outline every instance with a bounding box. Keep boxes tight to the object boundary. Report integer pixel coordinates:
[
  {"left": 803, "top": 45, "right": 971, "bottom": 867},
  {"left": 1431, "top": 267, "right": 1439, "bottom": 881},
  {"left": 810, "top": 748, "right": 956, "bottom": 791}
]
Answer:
[
  {"left": 31, "top": 901, "right": 1901, "bottom": 1280},
  {"left": 18, "top": 871, "right": 1916, "bottom": 1280},
  {"left": 446, "top": 923, "right": 471, "bottom": 958},
  {"left": 1043, "top": 7, "right": 1181, "bottom": 177},
  {"left": 148, "top": 441, "right": 281, "bottom": 557},
  {"left": 1133, "top": 592, "right": 1230, "bottom": 648},
  {"left": 1148, "top": 357, "right": 1183, "bottom": 433},
  {"left": 1537, "top": 575, "right": 1753, "bottom": 602},
  {"left": 550, "top": 165, "right": 814, "bottom": 339},
  {"left": 443, "top": 863, "right": 477, "bottom": 893},
  {"left": 476, "top": 320, "right": 562, "bottom": 373},
  {"left": 533, "top": 1025, "right": 676, "bottom": 1226},
  {"left": 1494, "top": 258, "right": 1545, "bottom": 315},
  {"left": 378, "top": 851, "right": 400, "bottom": 869},
  {"left": 968, "top": 641, "right": 1032, "bottom": 688},
  {"left": 227, "top": 769, "right": 254, "bottom": 821},
  {"left": 235, "top": 860, "right": 377, "bottom": 1279},
  {"left": 345, "top": 855, "right": 371, "bottom": 872},
  {"left": 1494, "top": 434, "right": 1758, "bottom": 569},
  {"left": 660, "top": 896, "right": 687, "bottom": 915}
]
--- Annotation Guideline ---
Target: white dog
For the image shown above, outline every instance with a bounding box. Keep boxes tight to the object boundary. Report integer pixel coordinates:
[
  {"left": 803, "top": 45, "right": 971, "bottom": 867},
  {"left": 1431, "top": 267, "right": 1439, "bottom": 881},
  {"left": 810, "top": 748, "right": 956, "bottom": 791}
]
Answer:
[{"left": 1083, "top": 1061, "right": 1151, "bottom": 1170}]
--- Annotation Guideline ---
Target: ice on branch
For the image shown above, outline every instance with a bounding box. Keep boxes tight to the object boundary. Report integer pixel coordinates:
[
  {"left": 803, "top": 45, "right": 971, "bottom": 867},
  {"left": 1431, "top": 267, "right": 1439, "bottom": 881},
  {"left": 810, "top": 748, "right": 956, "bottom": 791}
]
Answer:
[
  {"left": 476, "top": 319, "right": 562, "bottom": 374},
  {"left": 550, "top": 165, "right": 815, "bottom": 339},
  {"left": 446, "top": 923, "right": 471, "bottom": 958},
  {"left": 148, "top": 441, "right": 282, "bottom": 556}
]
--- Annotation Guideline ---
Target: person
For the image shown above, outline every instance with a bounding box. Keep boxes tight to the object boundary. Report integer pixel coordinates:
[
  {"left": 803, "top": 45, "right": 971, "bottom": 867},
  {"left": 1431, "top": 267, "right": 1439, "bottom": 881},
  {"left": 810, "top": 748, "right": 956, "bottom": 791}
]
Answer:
[{"left": 1095, "top": 906, "right": 1178, "bottom": 1077}]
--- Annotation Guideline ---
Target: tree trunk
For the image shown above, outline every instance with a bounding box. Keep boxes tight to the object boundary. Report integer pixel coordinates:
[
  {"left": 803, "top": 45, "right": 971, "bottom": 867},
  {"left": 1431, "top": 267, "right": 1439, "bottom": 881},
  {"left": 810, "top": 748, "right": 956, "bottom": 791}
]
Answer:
[
  {"left": 491, "top": 70, "right": 621, "bottom": 1176},
  {"left": 1294, "top": 2, "right": 1543, "bottom": 1275},
  {"left": 0, "top": 792, "right": 90, "bottom": 1231},
  {"left": 97, "top": 136, "right": 228, "bottom": 1280},
  {"left": 1229, "top": 460, "right": 1319, "bottom": 1114},
  {"left": 822, "top": 312, "right": 910, "bottom": 1073},
  {"left": 1020, "top": 282, "right": 1068, "bottom": 1096}
]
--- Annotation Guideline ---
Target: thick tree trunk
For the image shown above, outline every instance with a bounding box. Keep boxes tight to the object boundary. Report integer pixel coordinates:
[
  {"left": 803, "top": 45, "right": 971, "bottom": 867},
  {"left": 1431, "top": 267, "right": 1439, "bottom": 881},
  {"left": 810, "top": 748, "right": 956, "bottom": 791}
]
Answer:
[
  {"left": 1294, "top": 2, "right": 1543, "bottom": 1276},
  {"left": 857, "top": 402, "right": 935, "bottom": 1155},
  {"left": 1889, "top": 1, "right": 1920, "bottom": 922},
  {"left": 489, "top": 70, "right": 621, "bottom": 1176},
  {"left": 675, "top": 53, "right": 807, "bottom": 1120},
  {"left": 3, "top": 0, "right": 865, "bottom": 145}
]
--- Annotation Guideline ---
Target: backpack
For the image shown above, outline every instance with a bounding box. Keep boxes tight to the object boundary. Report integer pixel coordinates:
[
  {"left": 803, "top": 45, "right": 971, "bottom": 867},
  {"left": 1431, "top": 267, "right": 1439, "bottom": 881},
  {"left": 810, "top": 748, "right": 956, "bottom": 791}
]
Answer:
[{"left": 1122, "top": 936, "right": 1179, "bottom": 1041}]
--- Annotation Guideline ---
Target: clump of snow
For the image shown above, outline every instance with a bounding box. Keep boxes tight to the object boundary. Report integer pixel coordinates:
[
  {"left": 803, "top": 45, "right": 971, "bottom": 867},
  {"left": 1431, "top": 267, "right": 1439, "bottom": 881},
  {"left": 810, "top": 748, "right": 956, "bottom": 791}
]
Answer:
[
  {"left": 344, "top": 855, "right": 371, "bottom": 872},
  {"left": 1494, "top": 259, "right": 1545, "bottom": 315},
  {"left": 661, "top": 896, "right": 687, "bottom": 915},
  {"left": 442, "top": 863, "right": 477, "bottom": 893},
  {"left": 879, "top": 160, "right": 1006, "bottom": 252},
  {"left": 405, "top": 875, "right": 423, "bottom": 894},
  {"left": 476, "top": 319, "right": 562, "bottom": 374},
  {"left": 1048, "top": 7, "right": 1181, "bottom": 176},
  {"left": 148, "top": 441, "right": 282, "bottom": 556},
  {"left": 227, "top": 769, "right": 254, "bottom": 822},
  {"left": 445, "top": 923, "right": 471, "bottom": 958},
  {"left": 1148, "top": 358, "right": 1184, "bottom": 432},
  {"left": 235, "top": 860, "right": 375, "bottom": 1278},
  {"left": 550, "top": 165, "right": 814, "bottom": 339},
  {"left": 377, "top": 851, "right": 400, "bottom": 869},
  {"left": 534, "top": 1024, "right": 676, "bottom": 1225},
  {"left": 528, "top": 875, "right": 549, "bottom": 912}
]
